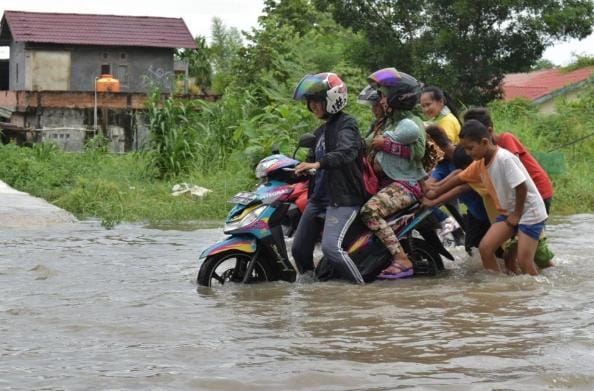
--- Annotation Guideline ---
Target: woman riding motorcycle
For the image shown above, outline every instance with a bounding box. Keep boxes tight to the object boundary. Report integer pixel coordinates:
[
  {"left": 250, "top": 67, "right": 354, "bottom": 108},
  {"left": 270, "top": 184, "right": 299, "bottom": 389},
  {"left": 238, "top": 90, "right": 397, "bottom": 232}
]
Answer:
[
  {"left": 359, "top": 68, "right": 427, "bottom": 279},
  {"left": 291, "top": 72, "right": 367, "bottom": 284}
]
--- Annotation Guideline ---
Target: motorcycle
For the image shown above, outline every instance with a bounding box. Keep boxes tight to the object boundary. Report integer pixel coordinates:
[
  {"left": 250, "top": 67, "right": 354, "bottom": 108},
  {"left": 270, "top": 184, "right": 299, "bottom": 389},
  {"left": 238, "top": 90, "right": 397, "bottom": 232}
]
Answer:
[
  {"left": 314, "top": 204, "right": 453, "bottom": 282},
  {"left": 196, "top": 137, "right": 313, "bottom": 287},
  {"left": 196, "top": 134, "right": 453, "bottom": 287},
  {"left": 280, "top": 177, "right": 308, "bottom": 238}
]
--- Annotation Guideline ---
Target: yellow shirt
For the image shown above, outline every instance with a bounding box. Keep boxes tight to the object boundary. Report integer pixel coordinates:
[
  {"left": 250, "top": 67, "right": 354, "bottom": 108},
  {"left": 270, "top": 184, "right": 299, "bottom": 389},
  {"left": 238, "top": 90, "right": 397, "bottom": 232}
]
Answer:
[{"left": 436, "top": 112, "right": 461, "bottom": 144}]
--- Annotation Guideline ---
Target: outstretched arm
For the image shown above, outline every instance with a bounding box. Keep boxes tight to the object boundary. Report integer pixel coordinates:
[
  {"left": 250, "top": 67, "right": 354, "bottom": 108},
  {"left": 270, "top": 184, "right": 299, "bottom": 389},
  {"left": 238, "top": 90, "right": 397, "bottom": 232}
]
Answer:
[
  {"left": 425, "top": 172, "right": 466, "bottom": 200},
  {"left": 422, "top": 183, "right": 471, "bottom": 208}
]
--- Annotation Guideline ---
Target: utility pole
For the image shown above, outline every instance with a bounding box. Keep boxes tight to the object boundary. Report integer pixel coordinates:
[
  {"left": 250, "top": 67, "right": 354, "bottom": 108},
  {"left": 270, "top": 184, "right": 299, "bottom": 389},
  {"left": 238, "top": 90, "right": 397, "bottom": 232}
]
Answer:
[{"left": 94, "top": 76, "right": 99, "bottom": 136}]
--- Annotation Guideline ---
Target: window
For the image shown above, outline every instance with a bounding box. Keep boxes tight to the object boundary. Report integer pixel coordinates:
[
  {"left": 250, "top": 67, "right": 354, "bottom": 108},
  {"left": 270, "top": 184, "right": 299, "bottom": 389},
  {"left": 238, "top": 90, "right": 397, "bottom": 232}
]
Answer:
[{"left": 116, "top": 64, "right": 128, "bottom": 84}]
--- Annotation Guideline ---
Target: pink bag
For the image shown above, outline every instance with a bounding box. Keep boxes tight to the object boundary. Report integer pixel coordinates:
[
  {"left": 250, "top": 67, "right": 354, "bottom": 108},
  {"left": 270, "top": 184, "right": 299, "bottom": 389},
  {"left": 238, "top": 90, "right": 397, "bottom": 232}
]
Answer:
[{"left": 362, "top": 157, "right": 379, "bottom": 196}]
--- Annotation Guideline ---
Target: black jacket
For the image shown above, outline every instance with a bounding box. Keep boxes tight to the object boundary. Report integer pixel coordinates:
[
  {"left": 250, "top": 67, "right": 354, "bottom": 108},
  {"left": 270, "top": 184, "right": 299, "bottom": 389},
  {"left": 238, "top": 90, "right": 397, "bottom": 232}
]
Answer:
[{"left": 307, "top": 112, "right": 366, "bottom": 207}]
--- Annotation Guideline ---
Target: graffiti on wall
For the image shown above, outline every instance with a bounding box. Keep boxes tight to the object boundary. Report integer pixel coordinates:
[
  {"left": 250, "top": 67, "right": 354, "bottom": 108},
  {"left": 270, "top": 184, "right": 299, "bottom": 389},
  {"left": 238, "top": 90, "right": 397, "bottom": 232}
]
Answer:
[{"left": 142, "top": 65, "right": 173, "bottom": 90}]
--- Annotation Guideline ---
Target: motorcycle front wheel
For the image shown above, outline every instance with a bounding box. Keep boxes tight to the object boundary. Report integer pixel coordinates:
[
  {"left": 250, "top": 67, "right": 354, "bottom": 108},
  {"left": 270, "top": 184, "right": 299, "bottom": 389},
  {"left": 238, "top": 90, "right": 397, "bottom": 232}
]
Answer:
[{"left": 197, "top": 251, "right": 272, "bottom": 287}]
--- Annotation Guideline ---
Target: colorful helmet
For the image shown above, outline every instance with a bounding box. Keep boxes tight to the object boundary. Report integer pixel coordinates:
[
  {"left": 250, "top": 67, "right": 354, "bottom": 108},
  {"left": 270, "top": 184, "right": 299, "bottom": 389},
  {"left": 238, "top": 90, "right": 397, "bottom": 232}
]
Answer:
[
  {"left": 367, "top": 68, "right": 421, "bottom": 111},
  {"left": 293, "top": 72, "right": 348, "bottom": 114},
  {"left": 357, "top": 85, "right": 380, "bottom": 106}
]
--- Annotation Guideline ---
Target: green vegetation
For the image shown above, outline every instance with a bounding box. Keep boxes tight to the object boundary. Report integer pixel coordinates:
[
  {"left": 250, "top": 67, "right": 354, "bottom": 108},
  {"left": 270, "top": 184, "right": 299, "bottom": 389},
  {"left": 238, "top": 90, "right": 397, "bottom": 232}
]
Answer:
[
  {"left": 1, "top": 1, "right": 592, "bottom": 227},
  {"left": 0, "top": 139, "right": 254, "bottom": 228},
  {"left": 1, "top": 84, "right": 592, "bottom": 227},
  {"left": 562, "top": 55, "right": 594, "bottom": 72},
  {"left": 488, "top": 84, "right": 594, "bottom": 214},
  {"left": 315, "top": 0, "right": 594, "bottom": 104}
]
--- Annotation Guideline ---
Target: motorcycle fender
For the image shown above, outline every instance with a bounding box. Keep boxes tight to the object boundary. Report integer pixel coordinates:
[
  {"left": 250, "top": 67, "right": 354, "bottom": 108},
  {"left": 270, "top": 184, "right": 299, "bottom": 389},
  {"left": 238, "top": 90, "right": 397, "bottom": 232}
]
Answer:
[{"left": 199, "top": 236, "right": 257, "bottom": 260}]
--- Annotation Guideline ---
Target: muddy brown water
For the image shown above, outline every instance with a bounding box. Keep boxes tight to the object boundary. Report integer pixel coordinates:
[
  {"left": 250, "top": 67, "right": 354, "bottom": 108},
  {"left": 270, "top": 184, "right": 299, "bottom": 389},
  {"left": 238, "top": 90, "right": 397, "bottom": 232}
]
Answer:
[{"left": 1, "top": 215, "right": 594, "bottom": 390}]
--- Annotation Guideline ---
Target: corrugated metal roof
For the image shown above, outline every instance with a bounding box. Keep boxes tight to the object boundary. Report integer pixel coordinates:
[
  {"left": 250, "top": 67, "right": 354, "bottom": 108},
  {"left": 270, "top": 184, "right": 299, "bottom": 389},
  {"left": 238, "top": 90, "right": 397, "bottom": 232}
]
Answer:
[
  {"left": 1, "top": 10, "right": 196, "bottom": 49},
  {"left": 502, "top": 67, "right": 594, "bottom": 101}
]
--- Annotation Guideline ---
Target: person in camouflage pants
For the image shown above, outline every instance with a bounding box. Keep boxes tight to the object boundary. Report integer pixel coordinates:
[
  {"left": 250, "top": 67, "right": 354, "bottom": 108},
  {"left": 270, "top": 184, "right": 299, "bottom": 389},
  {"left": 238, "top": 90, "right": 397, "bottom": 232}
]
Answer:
[
  {"left": 361, "top": 68, "right": 427, "bottom": 279},
  {"left": 360, "top": 182, "right": 419, "bottom": 257}
]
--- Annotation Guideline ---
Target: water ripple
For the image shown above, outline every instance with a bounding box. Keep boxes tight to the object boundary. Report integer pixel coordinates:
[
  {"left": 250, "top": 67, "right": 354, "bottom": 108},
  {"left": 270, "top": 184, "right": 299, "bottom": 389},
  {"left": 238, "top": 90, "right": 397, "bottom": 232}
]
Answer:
[{"left": 1, "top": 217, "right": 594, "bottom": 389}]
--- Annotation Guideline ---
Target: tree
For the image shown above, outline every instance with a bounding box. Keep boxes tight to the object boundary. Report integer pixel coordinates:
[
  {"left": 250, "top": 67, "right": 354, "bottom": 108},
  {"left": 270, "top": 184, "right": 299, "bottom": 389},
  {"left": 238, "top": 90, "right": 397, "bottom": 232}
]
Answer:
[
  {"left": 210, "top": 17, "right": 244, "bottom": 93},
  {"left": 316, "top": 0, "right": 594, "bottom": 104},
  {"left": 261, "top": 0, "right": 321, "bottom": 35},
  {"left": 176, "top": 36, "right": 212, "bottom": 94},
  {"left": 532, "top": 59, "right": 556, "bottom": 70},
  {"left": 234, "top": 0, "right": 369, "bottom": 99}
]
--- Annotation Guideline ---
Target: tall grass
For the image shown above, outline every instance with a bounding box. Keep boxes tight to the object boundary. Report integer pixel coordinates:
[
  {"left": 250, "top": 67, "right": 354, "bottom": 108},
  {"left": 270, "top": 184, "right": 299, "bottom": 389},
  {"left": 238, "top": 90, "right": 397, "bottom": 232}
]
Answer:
[
  {"left": 146, "top": 88, "right": 201, "bottom": 178},
  {"left": 487, "top": 85, "right": 594, "bottom": 213},
  {"left": 0, "top": 142, "right": 255, "bottom": 228},
  {"left": 146, "top": 84, "right": 319, "bottom": 175},
  {"left": 1, "top": 83, "right": 591, "bottom": 228}
]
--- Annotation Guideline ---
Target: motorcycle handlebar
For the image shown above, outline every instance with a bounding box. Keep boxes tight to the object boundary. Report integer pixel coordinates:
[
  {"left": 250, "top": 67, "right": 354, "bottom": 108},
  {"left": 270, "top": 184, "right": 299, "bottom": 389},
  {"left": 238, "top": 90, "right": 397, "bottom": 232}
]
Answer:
[{"left": 282, "top": 167, "right": 316, "bottom": 176}]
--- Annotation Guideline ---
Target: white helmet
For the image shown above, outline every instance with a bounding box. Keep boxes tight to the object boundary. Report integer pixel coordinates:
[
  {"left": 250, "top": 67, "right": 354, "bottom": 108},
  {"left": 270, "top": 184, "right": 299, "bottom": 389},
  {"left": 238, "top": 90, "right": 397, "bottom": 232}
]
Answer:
[{"left": 293, "top": 72, "right": 348, "bottom": 114}]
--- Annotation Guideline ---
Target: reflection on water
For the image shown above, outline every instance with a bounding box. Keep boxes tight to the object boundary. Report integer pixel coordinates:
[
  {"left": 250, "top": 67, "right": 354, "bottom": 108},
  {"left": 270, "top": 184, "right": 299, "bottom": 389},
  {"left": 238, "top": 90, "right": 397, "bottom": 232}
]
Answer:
[{"left": 1, "top": 215, "right": 594, "bottom": 389}]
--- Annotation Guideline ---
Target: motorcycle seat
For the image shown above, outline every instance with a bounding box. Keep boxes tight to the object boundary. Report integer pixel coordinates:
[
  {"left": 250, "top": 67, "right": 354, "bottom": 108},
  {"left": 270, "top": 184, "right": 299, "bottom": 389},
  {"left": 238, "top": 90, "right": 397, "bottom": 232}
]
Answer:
[{"left": 384, "top": 202, "right": 420, "bottom": 222}]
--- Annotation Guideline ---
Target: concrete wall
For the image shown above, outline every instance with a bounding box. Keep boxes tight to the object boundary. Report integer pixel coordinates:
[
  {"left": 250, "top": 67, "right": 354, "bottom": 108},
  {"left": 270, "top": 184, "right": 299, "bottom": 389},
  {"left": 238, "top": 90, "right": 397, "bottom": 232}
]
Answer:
[
  {"left": 30, "top": 107, "right": 148, "bottom": 152},
  {"left": 0, "top": 90, "right": 215, "bottom": 152},
  {"left": 538, "top": 90, "right": 581, "bottom": 115},
  {"left": 41, "top": 128, "right": 87, "bottom": 152},
  {"left": 40, "top": 125, "right": 129, "bottom": 152},
  {"left": 8, "top": 43, "right": 174, "bottom": 93},
  {"left": 134, "top": 111, "right": 150, "bottom": 150},
  {"left": 70, "top": 46, "right": 174, "bottom": 93},
  {"left": 9, "top": 42, "right": 26, "bottom": 90},
  {"left": 26, "top": 51, "right": 71, "bottom": 90},
  {"left": 0, "top": 91, "right": 152, "bottom": 112}
]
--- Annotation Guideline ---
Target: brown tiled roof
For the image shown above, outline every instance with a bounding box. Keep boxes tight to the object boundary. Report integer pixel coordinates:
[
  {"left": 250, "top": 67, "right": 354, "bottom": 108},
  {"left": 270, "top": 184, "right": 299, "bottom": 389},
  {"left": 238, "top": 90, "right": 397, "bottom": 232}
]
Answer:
[
  {"left": 502, "top": 67, "right": 594, "bottom": 101},
  {"left": 1, "top": 10, "right": 196, "bottom": 49}
]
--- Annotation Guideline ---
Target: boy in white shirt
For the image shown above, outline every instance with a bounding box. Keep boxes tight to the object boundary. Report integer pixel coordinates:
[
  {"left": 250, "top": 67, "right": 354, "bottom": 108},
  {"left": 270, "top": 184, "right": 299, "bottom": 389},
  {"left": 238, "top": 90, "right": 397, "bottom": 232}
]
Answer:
[{"left": 426, "top": 120, "right": 548, "bottom": 275}]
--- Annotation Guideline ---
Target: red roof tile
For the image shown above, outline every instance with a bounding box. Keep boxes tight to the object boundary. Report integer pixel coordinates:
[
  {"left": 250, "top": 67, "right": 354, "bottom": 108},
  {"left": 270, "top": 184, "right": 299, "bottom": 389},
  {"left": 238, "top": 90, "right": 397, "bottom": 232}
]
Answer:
[
  {"left": 502, "top": 67, "right": 594, "bottom": 101},
  {"left": 1, "top": 10, "right": 196, "bottom": 49}
]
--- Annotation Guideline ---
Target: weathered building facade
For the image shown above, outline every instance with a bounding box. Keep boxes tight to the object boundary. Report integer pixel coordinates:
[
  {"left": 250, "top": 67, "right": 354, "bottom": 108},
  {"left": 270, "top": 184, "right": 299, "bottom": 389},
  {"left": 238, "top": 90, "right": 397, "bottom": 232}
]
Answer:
[
  {"left": 6, "top": 43, "right": 178, "bottom": 94},
  {"left": 0, "top": 10, "right": 197, "bottom": 151},
  {"left": 0, "top": 90, "right": 155, "bottom": 152}
]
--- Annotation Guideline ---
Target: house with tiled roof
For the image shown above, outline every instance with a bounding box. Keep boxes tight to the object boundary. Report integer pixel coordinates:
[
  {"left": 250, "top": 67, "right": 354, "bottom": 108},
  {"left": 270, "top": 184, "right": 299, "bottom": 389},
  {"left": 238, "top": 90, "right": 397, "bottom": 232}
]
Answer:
[
  {"left": 0, "top": 10, "right": 196, "bottom": 93},
  {"left": 0, "top": 10, "right": 199, "bottom": 151},
  {"left": 502, "top": 67, "right": 594, "bottom": 114}
]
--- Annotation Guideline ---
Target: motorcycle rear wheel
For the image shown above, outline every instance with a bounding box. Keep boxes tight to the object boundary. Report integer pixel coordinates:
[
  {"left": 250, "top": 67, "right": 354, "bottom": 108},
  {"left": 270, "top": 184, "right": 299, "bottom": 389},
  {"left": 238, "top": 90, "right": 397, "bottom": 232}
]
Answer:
[
  {"left": 197, "top": 251, "right": 271, "bottom": 287},
  {"left": 403, "top": 238, "right": 441, "bottom": 276}
]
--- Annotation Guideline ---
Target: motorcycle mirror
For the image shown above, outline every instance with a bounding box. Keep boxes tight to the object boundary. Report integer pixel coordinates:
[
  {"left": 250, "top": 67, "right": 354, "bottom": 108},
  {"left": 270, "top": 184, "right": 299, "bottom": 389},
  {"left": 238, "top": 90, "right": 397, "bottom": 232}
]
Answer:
[
  {"left": 293, "top": 133, "right": 316, "bottom": 159},
  {"left": 297, "top": 133, "right": 316, "bottom": 149},
  {"left": 271, "top": 144, "right": 280, "bottom": 154}
]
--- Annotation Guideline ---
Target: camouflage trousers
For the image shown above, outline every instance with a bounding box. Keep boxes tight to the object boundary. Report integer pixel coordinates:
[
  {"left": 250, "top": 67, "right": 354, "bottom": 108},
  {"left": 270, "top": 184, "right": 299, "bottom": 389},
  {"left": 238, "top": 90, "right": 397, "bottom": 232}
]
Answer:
[{"left": 360, "top": 182, "right": 418, "bottom": 256}]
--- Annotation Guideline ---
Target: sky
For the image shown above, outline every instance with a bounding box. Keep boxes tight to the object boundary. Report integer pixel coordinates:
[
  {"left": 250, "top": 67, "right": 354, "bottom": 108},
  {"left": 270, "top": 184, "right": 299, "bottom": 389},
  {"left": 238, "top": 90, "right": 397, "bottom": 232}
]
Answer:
[{"left": 0, "top": 0, "right": 593, "bottom": 66}]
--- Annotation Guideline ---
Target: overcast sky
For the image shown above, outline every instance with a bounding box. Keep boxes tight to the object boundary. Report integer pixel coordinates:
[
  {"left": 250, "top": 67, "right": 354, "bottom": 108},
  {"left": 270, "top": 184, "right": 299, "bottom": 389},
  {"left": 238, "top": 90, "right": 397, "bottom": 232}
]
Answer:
[{"left": 1, "top": 0, "right": 593, "bottom": 66}]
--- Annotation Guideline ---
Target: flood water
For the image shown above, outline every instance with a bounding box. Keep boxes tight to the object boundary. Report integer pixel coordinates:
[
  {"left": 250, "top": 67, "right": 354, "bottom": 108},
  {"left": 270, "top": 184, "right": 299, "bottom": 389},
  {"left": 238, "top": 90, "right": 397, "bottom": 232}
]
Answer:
[{"left": 1, "top": 215, "right": 594, "bottom": 390}]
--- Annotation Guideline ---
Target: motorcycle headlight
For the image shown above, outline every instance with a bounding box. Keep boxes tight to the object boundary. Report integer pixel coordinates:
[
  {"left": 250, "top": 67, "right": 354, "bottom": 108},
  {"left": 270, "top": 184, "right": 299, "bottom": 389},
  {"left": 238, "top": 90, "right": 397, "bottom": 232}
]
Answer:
[
  {"left": 224, "top": 204, "right": 267, "bottom": 233},
  {"left": 255, "top": 158, "right": 278, "bottom": 179}
]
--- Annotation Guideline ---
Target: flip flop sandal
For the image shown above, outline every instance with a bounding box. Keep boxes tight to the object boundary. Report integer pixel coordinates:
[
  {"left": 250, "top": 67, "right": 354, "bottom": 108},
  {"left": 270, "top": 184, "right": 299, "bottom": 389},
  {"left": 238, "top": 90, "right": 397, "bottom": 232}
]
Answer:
[{"left": 377, "top": 263, "right": 414, "bottom": 280}]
